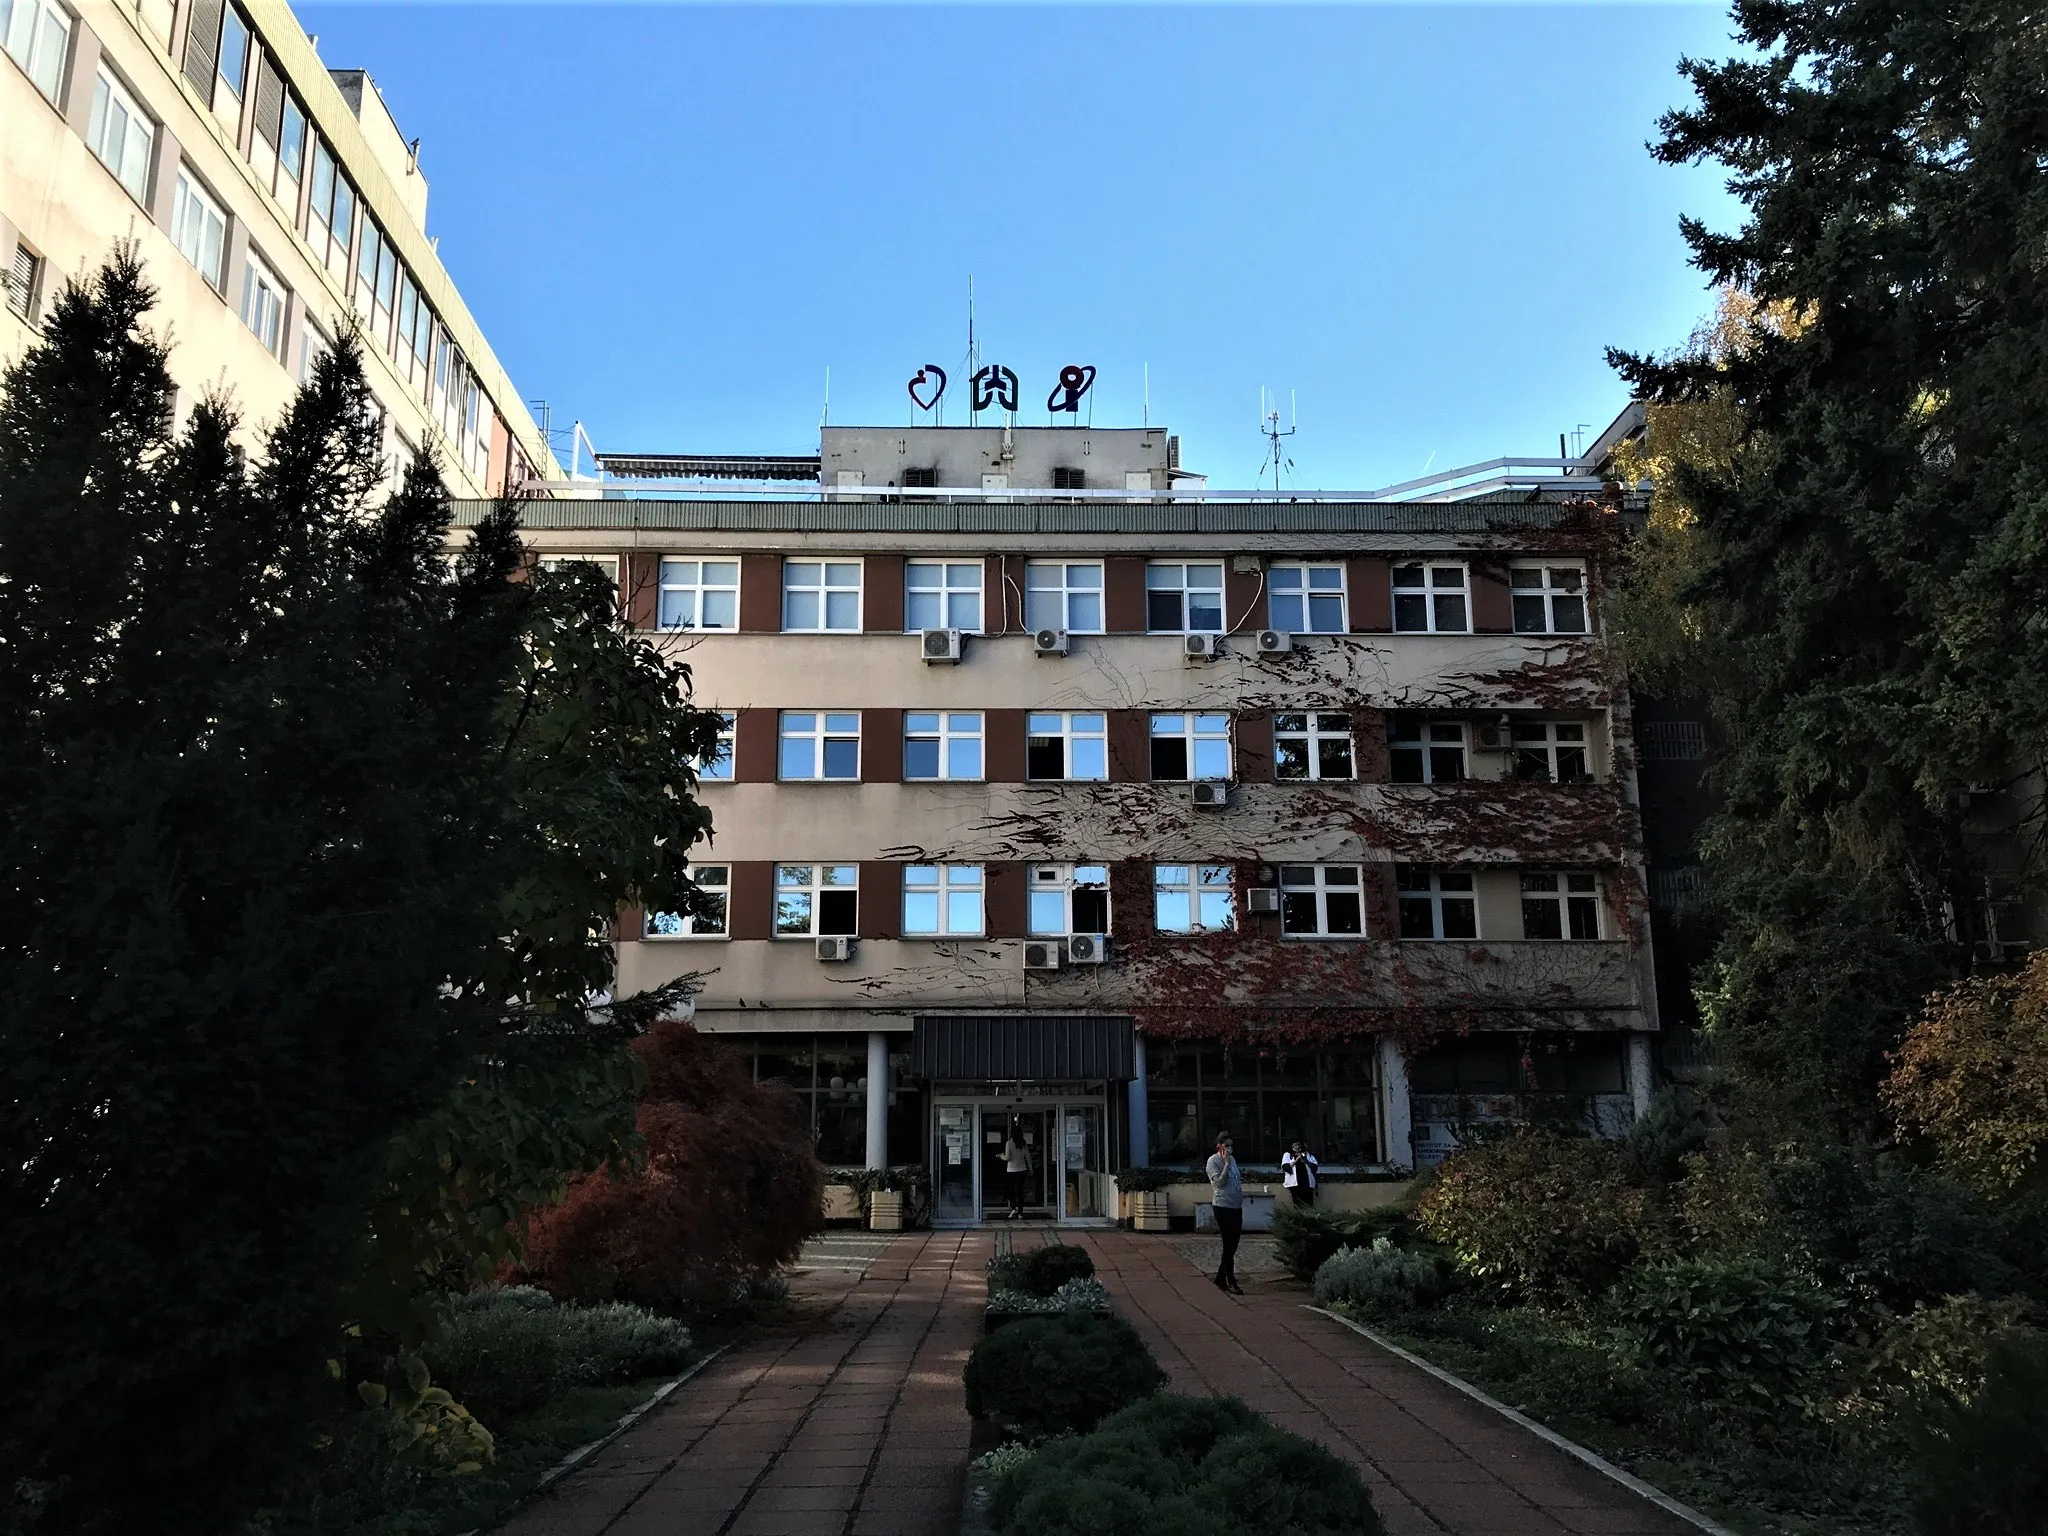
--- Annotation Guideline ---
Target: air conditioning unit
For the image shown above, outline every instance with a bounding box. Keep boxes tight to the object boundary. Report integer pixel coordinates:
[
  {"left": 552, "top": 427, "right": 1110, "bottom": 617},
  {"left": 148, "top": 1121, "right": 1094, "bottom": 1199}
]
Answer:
[
  {"left": 1974, "top": 940, "right": 2031, "bottom": 965},
  {"left": 1183, "top": 633, "right": 1220, "bottom": 661},
  {"left": 1022, "top": 940, "right": 1062, "bottom": 971},
  {"left": 920, "top": 627, "right": 964, "bottom": 664},
  {"left": 1245, "top": 888, "right": 1282, "bottom": 916},
  {"left": 1191, "top": 780, "right": 1229, "bottom": 810},
  {"left": 1033, "top": 628, "right": 1069, "bottom": 657},
  {"left": 1474, "top": 721, "right": 1513, "bottom": 751},
  {"left": 1256, "top": 629, "right": 1294, "bottom": 654},
  {"left": 1066, "top": 934, "right": 1109, "bottom": 965},
  {"left": 815, "top": 936, "right": 855, "bottom": 962}
]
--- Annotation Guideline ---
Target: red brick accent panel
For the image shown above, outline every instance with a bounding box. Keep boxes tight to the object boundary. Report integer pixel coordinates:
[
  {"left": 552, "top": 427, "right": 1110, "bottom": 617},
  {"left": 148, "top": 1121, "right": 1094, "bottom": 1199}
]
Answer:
[
  {"left": 862, "top": 708, "right": 903, "bottom": 783},
  {"left": 985, "top": 861, "right": 1027, "bottom": 938},
  {"left": 1364, "top": 862, "right": 1399, "bottom": 941},
  {"left": 1471, "top": 563, "right": 1513, "bottom": 633},
  {"left": 985, "top": 555, "right": 1022, "bottom": 634},
  {"left": 1226, "top": 562, "right": 1267, "bottom": 632},
  {"left": 986, "top": 708, "right": 1028, "bottom": 782},
  {"left": 1105, "top": 556, "right": 1148, "bottom": 633},
  {"left": 727, "top": 861, "right": 774, "bottom": 940},
  {"left": 625, "top": 552, "right": 658, "bottom": 628},
  {"left": 1353, "top": 710, "right": 1392, "bottom": 783},
  {"left": 616, "top": 905, "right": 642, "bottom": 943},
  {"left": 1236, "top": 711, "right": 1274, "bottom": 783},
  {"left": 1347, "top": 556, "right": 1392, "bottom": 632},
  {"left": 1109, "top": 862, "right": 1152, "bottom": 945},
  {"left": 733, "top": 708, "right": 778, "bottom": 782},
  {"left": 859, "top": 861, "right": 901, "bottom": 939},
  {"left": 1107, "top": 710, "right": 1151, "bottom": 782},
  {"left": 738, "top": 552, "right": 783, "bottom": 632},
  {"left": 863, "top": 553, "right": 905, "bottom": 633}
]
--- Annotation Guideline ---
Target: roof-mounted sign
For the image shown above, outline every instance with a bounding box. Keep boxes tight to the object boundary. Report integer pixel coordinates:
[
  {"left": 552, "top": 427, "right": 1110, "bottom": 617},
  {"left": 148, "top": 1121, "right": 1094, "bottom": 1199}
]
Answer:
[
  {"left": 907, "top": 364, "right": 947, "bottom": 413},
  {"left": 971, "top": 364, "right": 1019, "bottom": 414},
  {"left": 1047, "top": 364, "right": 1096, "bottom": 415}
]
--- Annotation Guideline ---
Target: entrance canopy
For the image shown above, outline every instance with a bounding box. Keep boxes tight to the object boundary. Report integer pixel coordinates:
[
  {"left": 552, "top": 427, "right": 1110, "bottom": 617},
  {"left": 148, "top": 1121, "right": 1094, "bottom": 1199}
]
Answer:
[{"left": 912, "top": 1014, "right": 1136, "bottom": 1082}]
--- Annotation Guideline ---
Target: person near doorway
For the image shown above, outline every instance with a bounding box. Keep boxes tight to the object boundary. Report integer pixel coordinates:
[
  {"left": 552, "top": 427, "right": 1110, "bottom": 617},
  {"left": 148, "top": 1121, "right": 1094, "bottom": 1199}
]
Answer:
[
  {"left": 1206, "top": 1131, "right": 1244, "bottom": 1295},
  {"left": 1003, "top": 1122, "right": 1030, "bottom": 1220},
  {"left": 1280, "top": 1139, "right": 1320, "bottom": 1207}
]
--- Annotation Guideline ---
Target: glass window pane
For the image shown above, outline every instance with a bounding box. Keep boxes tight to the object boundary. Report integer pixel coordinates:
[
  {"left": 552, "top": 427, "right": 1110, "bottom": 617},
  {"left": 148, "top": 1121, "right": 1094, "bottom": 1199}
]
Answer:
[
  {"left": 904, "top": 892, "right": 939, "bottom": 933},
  {"left": 947, "top": 891, "right": 983, "bottom": 932},
  {"left": 950, "top": 740, "right": 981, "bottom": 779}
]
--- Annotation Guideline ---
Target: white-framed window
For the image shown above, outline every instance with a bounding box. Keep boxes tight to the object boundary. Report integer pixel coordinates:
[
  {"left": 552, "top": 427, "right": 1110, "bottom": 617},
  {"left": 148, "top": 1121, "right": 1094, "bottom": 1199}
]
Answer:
[
  {"left": 536, "top": 553, "right": 621, "bottom": 582},
  {"left": 1268, "top": 563, "right": 1345, "bottom": 634},
  {"left": 658, "top": 558, "right": 739, "bottom": 631},
  {"left": 1511, "top": 722, "right": 1592, "bottom": 783},
  {"left": 1390, "top": 720, "right": 1466, "bottom": 784},
  {"left": 275, "top": 92, "right": 306, "bottom": 201},
  {"left": 1146, "top": 561, "right": 1225, "bottom": 633},
  {"left": 1511, "top": 564, "right": 1589, "bottom": 635},
  {"left": 1155, "top": 864, "right": 1234, "bottom": 933},
  {"left": 646, "top": 864, "right": 729, "bottom": 939},
  {"left": 298, "top": 321, "right": 328, "bottom": 386},
  {"left": 1393, "top": 562, "right": 1469, "bottom": 634},
  {"left": 3, "top": 0, "right": 71, "bottom": 105},
  {"left": 775, "top": 864, "right": 858, "bottom": 937},
  {"left": 1273, "top": 712, "right": 1353, "bottom": 781},
  {"left": 904, "top": 712, "right": 982, "bottom": 781},
  {"left": 905, "top": 561, "right": 982, "bottom": 633},
  {"left": 1521, "top": 872, "right": 1601, "bottom": 940},
  {"left": 693, "top": 712, "right": 735, "bottom": 782},
  {"left": 783, "top": 560, "right": 861, "bottom": 632},
  {"left": 1028, "top": 863, "right": 1110, "bottom": 936},
  {"left": 1026, "top": 713, "right": 1107, "bottom": 781},
  {"left": 1024, "top": 561, "right": 1104, "bottom": 634},
  {"left": 238, "top": 250, "right": 284, "bottom": 356},
  {"left": 903, "top": 864, "right": 984, "bottom": 936},
  {"left": 779, "top": 711, "right": 859, "bottom": 781},
  {"left": 353, "top": 220, "right": 381, "bottom": 323},
  {"left": 215, "top": 5, "right": 250, "bottom": 100},
  {"left": 1396, "top": 867, "right": 1478, "bottom": 940},
  {"left": 170, "top": 170, "right": 227, "bottom": 289},
  {"left": 1279, "top": 865, "right": 1365, "bottom": 938},
  {"left": 1150, "top": 713, "right": 1230, "bottom": 781},
  {"left": 87, "top": 67, "right": 154, "bottom": 203}
]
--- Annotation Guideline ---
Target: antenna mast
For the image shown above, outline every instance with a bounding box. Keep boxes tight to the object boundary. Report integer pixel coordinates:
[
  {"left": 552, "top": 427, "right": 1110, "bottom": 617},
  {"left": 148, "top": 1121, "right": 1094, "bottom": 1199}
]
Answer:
[
  {"left": 1258, "top": 387, "right": 1298, "bottom": 492},
  {"left": 966, "top": 275, "right": 978, "bottom": 427}
]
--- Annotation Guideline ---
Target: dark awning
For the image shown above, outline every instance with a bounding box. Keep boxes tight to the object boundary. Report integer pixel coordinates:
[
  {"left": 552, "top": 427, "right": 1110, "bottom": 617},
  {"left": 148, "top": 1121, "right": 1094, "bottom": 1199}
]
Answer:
[{"left": 912, "top": 1015, "right": 1136, "bottom": 1082}]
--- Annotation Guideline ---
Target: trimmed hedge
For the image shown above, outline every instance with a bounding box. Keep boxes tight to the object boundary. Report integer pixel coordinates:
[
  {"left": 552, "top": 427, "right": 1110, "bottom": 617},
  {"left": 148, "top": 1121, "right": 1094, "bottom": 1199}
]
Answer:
[
  {"left": 428, "top": 1286, "right": 694, "bottom": 1424},
  {"left": 1313, "top": 1239, "right": 1453, "bottom": 1314},
  {"left": 1271, "top": 1203, "right": 1414, "bottom": 1281},
  {"left": 987, "top": 1394, "right": 1385, "bottom": 1536},
  {"left": 964, "top": 1311, "right": 1166, "bottom": 1442},
  {"left": 987, "top": 1244, "right": 1096, "bottom": 1298}
]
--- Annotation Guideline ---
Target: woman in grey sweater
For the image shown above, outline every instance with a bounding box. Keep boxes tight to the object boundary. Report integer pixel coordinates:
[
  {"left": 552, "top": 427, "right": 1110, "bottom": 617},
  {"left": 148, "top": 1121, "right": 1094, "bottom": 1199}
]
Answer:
[{"left": 1206, "top": 1131, "right": 1244, "bottom": 1295}]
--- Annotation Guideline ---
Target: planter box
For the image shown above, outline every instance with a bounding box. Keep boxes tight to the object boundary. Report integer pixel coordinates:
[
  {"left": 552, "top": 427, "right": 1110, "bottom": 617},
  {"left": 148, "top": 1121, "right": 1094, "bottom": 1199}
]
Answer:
[
  {"left": 821, "top": 1184, "right": 861, "bottom": 1223},
  {"left": 869, "top": 1190, "right": 905, "bottom": 1231},
  {"left": 1129, "top": 1191, "right": 1171, "bottom": 1232}
]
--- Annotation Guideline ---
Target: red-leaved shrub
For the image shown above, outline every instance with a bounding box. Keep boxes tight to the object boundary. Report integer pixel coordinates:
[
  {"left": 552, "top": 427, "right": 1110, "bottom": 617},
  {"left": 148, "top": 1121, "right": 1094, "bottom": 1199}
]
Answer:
[{"left": 518, "top": 1022, "right": 823, "bottom": 1309}]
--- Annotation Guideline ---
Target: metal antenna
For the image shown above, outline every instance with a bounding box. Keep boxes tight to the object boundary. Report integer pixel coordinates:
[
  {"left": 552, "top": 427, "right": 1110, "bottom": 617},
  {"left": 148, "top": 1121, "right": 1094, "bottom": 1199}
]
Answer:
[
  {"left": 821, "top": 366, "right": 830, "bottom": 429},
  {"left": 1258, "top": 386, "right": 1298, "bottom": 492},
  {"left": 966, "top": 275, "right": 978, "bottom": 427},
  {"left": 1143, "top": 363, "right": 1150, "bottom": 427}
]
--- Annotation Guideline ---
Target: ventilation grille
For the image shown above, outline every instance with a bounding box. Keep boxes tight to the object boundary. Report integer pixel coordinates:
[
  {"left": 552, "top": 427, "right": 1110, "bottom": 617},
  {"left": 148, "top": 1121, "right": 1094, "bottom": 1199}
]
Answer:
[{"left": 1638, "top": 720, "right": 1708, "bottom": 761}]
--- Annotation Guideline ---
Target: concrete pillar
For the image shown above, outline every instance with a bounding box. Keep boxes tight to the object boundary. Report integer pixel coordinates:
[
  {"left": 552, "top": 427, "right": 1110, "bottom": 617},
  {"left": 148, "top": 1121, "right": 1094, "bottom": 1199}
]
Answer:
[
  {"left": 1377, "top": 1036, "right": 1413, "bottom": 1171},
  {"left": 61, "top": 20, "right": 100, "bottom": 138},
  {"left": 1126, "top": 1033, "right": 1149, "bottom": 1168},
  {"left": 863, "top": 1030, "right": 889, "bottom": 1170},
  {"left": 1627, "top": 1033, "right": 1655, "bottom": 1117}
]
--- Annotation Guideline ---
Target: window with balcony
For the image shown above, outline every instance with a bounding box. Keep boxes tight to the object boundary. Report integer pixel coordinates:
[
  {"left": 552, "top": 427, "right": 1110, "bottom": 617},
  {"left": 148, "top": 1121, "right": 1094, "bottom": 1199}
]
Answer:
[
  {"left": 1150, "top": 713, "right": 1230, "bottom": 781},
  {"left": 1511, "top": 564, "right": 1589, "bottom": 635},
  {"left": 1146, "top": 561, "right": 1225, "bottom": 633},
  {"left": 1389, "top": 720, "right": 1466, "bottom": 783},
  {"left": 1268, "top": 563, "right": 1345, "bottom": 634},
  {"left": 87, "top": 68, "right": 154, "bottom": 204},
  {"left": 1511, "top": 722, "right": 1592, "bottom": 783},
  {"left": 658, "top": 558, "right": 739, "bottom": 631},
  {"left": 905, "top": 561, "right": 982, "bottom": 632},
  {"left": 1028, "top": 864, "right": 1110, "bottom": 936},
  {"left": 1396, "top": 867, "right": 1478, "bottom": 939},
  {"left": 1392, "top": 562, "right": 1469, "bottom": 634},
  {"left": 775, "top": 864, "right": 858, "bottom": 936},
  {"left": 1274, "top": 712, "right": 1353, "bottom": 781},
  {"left": 646, "top": 864, "right": 729, "bottom": 938},
  {"left": 904, "top": 712, "right": 982, "bottom": 780},
  {"left": 903, "top": 865, "right": 984, "bottom": 936},
  {"left": 1521, "top": 872, "right": 1602, "bottom": 940},
  {"left": 1026, "top": 713, "right": 1107, "bottom": 781},
  {"left": 1024, "top": 561, "right": 1103, "bottom": 634},
  {"left": 779, "top": 711, "right": 859, "bottom": 781},
  {"left": 1155, "top": 864, "right": 1234, "bottom": 933},
  {"left": 782, "top": 560, "right": 861, "bottom": 631},
  {"left": 1279, "top": 865, "right": 1365, "bottom": 937}
]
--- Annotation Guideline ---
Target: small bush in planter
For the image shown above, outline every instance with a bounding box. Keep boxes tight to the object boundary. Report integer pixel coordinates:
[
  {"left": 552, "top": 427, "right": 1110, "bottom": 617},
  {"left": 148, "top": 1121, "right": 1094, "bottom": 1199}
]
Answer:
[
  {"left": 1313, "top": 1239, "right": 1452, "bottom": 1313},
  {"left": 988, "top": 1277, "right": 1112, "bottom": 1319},
  {"left": 987, "top": 1244, "right": 1096, "bottom": 1298},
  {"left": 1605, "top": 1257, "right": 1842, "bottom": 1411},
  {"left": 428, "top": 1286, "right": 694, "bottom": 1424},
  {"left": 964, "top": 1311, "right": 1166, "bottom": 1442},
  {"left": 987, "top": 1393, "right": 1385, "bottom": 1536},
  {"left": 1906, "top": 1331, "right": 2048, "bottom": 1535}
]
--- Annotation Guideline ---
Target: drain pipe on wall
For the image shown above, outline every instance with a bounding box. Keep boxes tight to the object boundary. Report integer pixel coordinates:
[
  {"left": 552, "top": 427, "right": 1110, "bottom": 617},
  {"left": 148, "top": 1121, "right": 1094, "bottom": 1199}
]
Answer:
[{"left": 1127, "top": 1034, "right": 1149, "bottom": 1168}]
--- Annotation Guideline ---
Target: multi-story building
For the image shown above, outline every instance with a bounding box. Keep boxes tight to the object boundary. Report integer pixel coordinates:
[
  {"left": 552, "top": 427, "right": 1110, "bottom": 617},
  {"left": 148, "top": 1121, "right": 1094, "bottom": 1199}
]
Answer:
[
  {"left": 479, "top": 421, "right": 1660, "bottom": 1223},
  {"left": 2, "top": 0, "right": 555, "bottom": 491}
]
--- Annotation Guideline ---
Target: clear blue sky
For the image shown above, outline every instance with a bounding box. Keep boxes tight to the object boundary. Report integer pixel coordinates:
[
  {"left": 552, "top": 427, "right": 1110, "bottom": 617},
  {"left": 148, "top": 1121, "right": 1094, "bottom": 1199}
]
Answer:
[{"left": 298, "top": 3, "right": 1741, "bottom": 488}]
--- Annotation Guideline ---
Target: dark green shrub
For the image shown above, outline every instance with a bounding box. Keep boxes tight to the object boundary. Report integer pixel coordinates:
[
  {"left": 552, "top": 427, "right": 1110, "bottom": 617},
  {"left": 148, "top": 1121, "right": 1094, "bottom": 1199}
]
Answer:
[
  {"left": 1114, "top": 1165, "right": 1187, "bottom": 1193},
  {"left": 428, "top": 1285, "right": 693, "bottom": 1424},
  {"left": 1312, "top": 1239, "right": 1453, "bottom": 1313},
  {"left": 987, "top": 1244, "right": 1096, "bottom": 1298},
  {"left": 1907, "top": 1333, "right": 2048, "bottom": 1535},
  {"left": 988, "top": 1394, "right": 1384, "bottom": 1536},
  {"left": 1618, "top": 1087, "right": 1712, "bottom": 1184},
  {"left": 963, "top": 1311, "right": 1165, "bottom": 1442},
  {"left": 1607, "top": 1258, "right": 1841, "bottom": 1411},
  {"left": 1270, "top": 1203, "right": 1414, "bottom": 1281}
]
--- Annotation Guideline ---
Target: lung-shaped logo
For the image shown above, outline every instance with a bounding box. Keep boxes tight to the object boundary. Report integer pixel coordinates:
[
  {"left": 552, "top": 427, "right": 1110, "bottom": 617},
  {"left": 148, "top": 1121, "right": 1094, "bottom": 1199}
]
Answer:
[
  {"left": 907, "top": 364, "right": 947, "bottom": 413},
  {"left": 1047, "top": 364, "right": 1096, "bottom": 414},
  {"left": 971, "top": 365, "right": 1019, "bottom": 413}
]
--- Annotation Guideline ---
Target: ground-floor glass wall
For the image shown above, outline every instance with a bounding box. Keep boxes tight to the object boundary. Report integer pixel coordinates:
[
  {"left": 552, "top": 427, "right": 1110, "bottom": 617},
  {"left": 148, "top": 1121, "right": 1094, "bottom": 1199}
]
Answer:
[
  {"left": 711, "top": 1032, "right": 924, "bottom": 1167},
  {"left": 1143, "top": 1041, "right": 1381, "bottom": 1167},
  {"left": 931, "top": 1087, "right": 1115, "bottom": 1224}
]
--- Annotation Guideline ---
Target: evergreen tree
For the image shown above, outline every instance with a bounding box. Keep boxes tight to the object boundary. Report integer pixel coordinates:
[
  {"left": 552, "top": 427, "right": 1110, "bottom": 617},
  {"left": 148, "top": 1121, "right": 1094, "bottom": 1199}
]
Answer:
[
  {"left": 0, "top": 253, "right": 720, "bottom": 1533},
  {"left": 1611, "top": 0, "right": 2048, "bottom": 1132}
]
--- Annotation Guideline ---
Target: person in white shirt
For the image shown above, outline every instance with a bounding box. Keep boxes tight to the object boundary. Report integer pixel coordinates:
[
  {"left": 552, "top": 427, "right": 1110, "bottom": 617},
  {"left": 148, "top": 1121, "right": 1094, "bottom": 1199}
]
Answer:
[
  {"left": 1280, "top": 1139, "right": 1320, "bottom": 1208},
  {"left": 1002, "top": 1124, "right": 1030, "bottom": 1219}
]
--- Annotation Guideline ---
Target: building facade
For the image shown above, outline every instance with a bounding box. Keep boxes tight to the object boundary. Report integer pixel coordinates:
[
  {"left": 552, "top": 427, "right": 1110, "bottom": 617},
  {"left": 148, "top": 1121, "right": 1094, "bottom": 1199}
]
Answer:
[
  {"left": 2, "top": 0, "right": 555, "bottom": 491},
  {"left": 479, "top": 424, "right": 1660, "bottom": 1222}
]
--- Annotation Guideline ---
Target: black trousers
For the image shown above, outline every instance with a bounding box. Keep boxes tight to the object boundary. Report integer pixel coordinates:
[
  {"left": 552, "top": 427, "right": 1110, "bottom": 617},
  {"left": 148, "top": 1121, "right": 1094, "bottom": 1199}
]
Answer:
[
  {"left": 1290, "top": 1184, "right": 1316, "bottom": 1207},
  {"left": 1214, "top": 1206, "right": 1243, "bottom": 1283},
  {"left": 1005, "top": 1170, "right": 1028, "bottom": 1213}
]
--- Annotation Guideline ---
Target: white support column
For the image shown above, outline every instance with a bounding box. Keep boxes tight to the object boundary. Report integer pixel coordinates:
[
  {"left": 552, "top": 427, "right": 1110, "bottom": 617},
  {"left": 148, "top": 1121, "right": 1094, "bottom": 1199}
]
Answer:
[
  {"left": 1377, "top": 1036, "right": 1413, "bottom": 1171},
  {"left": 864, "top": 1030, "right": 889, "bottom": 1171},
  {"left": 1127, "top": 1033, "right": 1149, "bottom": 1168},
  {"left": 1626, "top": 1032, "right": 1655, "bottom": 1117}
]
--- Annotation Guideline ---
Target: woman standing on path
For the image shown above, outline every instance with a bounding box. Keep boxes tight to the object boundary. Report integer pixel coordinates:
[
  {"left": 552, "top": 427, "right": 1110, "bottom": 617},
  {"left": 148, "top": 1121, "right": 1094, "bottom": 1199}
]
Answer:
[
  {"left": 1280, "top": 1139, "right": 1319, "bottom": 1207},
  {"left": 1206, "top": 1131, "right": 1244, "bottom": 1295}
]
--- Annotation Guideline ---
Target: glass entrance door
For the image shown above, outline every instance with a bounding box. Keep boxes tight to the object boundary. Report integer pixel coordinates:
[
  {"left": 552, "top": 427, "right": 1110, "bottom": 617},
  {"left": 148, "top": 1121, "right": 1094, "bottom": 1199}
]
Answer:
[
  {"left": 1061, "top": 1104, "right": 1106, "bottom": 1217},
  {"left": 934, "top": 1104, "right": 977, "bottom": 1223},
  {"left": 981, "top": 1109, "right": 1052, "bottom": 1219}
]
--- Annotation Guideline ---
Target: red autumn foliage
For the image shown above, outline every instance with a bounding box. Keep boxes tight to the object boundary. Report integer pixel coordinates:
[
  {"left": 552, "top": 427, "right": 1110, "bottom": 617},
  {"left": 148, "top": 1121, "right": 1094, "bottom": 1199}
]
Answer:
[{"left": 518, "top": 1022, "right": 823, "bottom": 1309}]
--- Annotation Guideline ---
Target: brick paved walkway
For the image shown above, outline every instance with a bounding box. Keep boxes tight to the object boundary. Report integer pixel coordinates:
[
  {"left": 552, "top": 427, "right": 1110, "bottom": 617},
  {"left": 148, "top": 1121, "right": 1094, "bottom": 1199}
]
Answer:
[
  {"left": 1075, "top": 1232, "right": 1699, "bottom": 1536},
  {"left": 498, "top": 1231, "right": 986, "bottom": 1536}
]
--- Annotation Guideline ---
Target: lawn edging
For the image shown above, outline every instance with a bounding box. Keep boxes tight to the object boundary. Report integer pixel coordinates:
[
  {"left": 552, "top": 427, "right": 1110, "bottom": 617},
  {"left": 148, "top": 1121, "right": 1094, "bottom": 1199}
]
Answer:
[{"left": 1303, "top": 1307, "right": 1737, "bottom": 1536}]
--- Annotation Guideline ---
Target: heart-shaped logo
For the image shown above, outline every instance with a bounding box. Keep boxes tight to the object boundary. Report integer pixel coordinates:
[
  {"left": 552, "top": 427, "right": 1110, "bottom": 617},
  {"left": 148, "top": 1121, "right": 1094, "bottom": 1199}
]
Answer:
[{"left": 908, "top": 364, "right": 947, "bottom": 412}]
